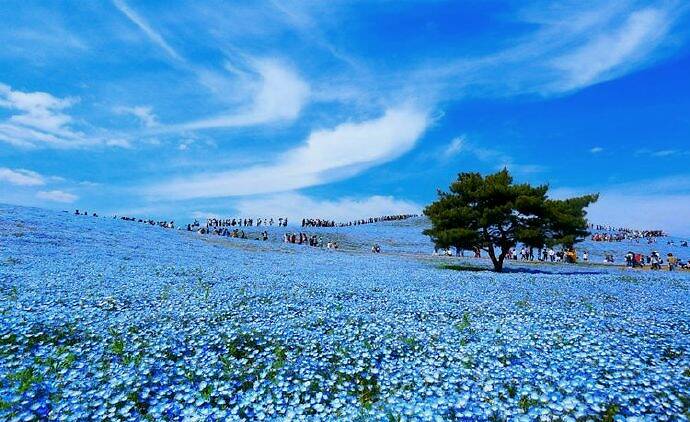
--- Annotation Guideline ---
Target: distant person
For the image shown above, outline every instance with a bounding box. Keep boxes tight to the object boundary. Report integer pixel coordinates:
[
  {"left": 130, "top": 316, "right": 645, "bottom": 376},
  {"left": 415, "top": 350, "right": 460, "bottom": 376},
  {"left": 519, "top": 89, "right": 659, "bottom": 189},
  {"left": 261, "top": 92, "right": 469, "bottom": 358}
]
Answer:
[{"left": 667, "top": 253, "right": 678, "bottom": 271}]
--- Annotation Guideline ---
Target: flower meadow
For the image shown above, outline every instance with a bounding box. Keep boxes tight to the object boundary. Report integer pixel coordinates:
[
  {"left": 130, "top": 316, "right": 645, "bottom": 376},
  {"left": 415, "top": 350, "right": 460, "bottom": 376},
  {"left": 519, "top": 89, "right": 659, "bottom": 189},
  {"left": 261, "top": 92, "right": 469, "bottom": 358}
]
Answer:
[{"left": 1, "top": 205, "right": 689, "bottom": 420}]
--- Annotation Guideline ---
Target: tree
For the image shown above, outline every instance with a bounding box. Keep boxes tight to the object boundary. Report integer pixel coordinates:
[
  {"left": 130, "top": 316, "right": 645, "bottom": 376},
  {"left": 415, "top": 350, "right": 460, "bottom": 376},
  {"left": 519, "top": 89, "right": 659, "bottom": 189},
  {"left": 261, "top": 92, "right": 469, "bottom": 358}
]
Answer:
[{"left": 423, "top": 168, "right": 598, "bottom": 272}]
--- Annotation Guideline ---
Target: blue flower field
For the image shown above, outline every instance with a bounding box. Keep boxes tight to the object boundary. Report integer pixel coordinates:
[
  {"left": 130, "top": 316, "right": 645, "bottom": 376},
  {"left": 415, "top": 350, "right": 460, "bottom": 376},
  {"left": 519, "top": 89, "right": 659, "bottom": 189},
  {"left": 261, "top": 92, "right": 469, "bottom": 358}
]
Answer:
[{"left": 1, "top": 205, "right": 689, "bottom": 420}]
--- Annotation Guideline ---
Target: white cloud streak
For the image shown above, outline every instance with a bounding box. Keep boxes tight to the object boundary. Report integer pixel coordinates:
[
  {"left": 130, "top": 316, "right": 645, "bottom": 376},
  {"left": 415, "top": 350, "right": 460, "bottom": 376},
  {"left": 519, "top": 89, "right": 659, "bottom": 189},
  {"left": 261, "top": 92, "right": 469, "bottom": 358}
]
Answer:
[
  {"left": 0, "top": 168, "right": 46, "bottom": 186},
  {"left": 112, "top": 0, "right": 182, "bottom": 61},
  {"left": 551, "top": 175, "right": 690, "bottom": 236},
  {"left": 36, "top": 189, "right": 78, "bottom": 203},
  {"left": 428, "top": 2, "right": 686, "bottom": 97},
  {"left": 550, "top": 7, "right": 671, "bottom": 92},
  {"left": 177, "top": 59, "right": 310, "bottom": 131},
  {"left": 439, "top": 136, "right": 544, "bottom": 174},
  {"left": 145, "top": 106, "right": 429, "bottom": 199},
  {"left": 0, "top": 83, "right": 143, "bottom": 149},
  {"left": 0, "top": 83, "right": 90, "bottom": 148},
  {"left": 115, "top": 105, "right": 159, "bottom": 128},
  {"left": 443, "top": 136, "right": 465, "bottom": 158}
]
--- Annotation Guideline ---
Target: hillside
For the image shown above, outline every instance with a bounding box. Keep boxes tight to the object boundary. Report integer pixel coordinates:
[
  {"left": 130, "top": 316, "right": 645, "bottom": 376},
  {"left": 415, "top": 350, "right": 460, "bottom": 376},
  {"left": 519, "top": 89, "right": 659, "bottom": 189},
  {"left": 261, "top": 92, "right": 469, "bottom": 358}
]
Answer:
[{"left": 1, "top": 204, "right": 689, "bottom": 419}]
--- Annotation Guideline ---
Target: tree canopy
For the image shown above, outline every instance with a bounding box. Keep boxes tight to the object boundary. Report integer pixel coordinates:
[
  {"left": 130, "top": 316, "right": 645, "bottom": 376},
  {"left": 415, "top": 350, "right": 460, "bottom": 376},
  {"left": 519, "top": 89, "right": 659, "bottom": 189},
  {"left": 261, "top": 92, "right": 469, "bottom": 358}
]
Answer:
[{"left": 423, "top": 168, "right": 598, "bottom": 272}]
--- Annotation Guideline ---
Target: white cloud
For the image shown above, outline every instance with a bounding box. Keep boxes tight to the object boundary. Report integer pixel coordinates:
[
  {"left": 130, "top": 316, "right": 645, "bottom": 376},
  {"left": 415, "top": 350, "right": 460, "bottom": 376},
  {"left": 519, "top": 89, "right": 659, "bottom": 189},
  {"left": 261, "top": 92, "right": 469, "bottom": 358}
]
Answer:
[
  {"left": 501, "top": 163, "right": 547, "bottom": 175},
  {"left": 105, "top": 138, "right": 133, "bottom": 148},
  {"left": 635, "top": 148, "right": 687, "bottom": 157},
  {"left": 114, "top": 105, "right": 158, "bottom": 128},
  {"left": 0, "top": 83, "right": 93, "bottom": 148},
  {"left": 234, "top": 193, "right": 421, "bottom": 224},
  {"left": 36, "top": 190, "right": 78, "bottom": 203},
  {"left": 0, "top": 168, "right": 46, "bottom": 186},
  {"left": 550, "top": 8, "right": 670, "bottom": 92},
  {"left": 112, "top": 0, "right": 310, "bottom": 129},
  {"left": 652, "top": 149, "right": 678, "bottom": 157},
  {"left": 590, "top": 146, "right": 604, "bottom": 154},
  {"left": 146, "top": 106, "right": 429, "bottom": 199},
  {"left": 443, "top": 136, "right": 465, "bottom": 158},
  {"left": 178, "top": 59, "right": 310, "bottom": 130},
  {"left": 112, "top": 0, "right": 182, "bottom": 61},
  {"left": 551, "top": 175, "right": 690, "bottom": 236},
  {"left": 587, "top": 193, "right": 690, "bottom": 237},
  {"left": 439, "top": 136, "right": 543, "bottom": 174},
  {"left": 427, "top": 2, "right": 684, "bottom": 98},
  {"left": 191, "top": 210, "right": 221, "bottom": 220}
]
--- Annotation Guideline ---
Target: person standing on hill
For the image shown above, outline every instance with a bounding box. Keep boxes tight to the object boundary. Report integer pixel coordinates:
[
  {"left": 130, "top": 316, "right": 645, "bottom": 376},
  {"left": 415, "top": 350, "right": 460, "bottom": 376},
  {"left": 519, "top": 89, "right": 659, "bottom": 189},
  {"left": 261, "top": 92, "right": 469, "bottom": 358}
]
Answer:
[{"left": 668, "top": 253, "right": 678, "bottom": 271}]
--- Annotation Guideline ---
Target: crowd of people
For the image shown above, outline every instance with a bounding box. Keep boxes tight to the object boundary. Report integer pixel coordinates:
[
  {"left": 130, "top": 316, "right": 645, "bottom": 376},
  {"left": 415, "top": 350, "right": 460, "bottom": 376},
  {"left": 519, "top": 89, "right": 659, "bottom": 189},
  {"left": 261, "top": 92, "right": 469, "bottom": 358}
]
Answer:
[
  {"left": 75, "top": 210, "right": 176, "bottom": 230},
  {"left": 624, "top": 251, "right": 688, "bottom": 271},
  {"left": 206, "top": 217, "right": 288, "bottom": 227},
  {"left": 302, "top": 214, "right": 418, "bottom": 228},
  {"left": 589, "top": 224, "right": 666, "bottom": 241},
  {"left": 71, "top": 210, "right": 689, "bottom": 269},
  {"left": 435, "top": 246, "right": 582, "bottom": 264},
  {"left": 282, "top": 232, "right": 321, "bottom": 247},
  {"left": 301, "top": 219, "right": 337, "bottom": 228}
]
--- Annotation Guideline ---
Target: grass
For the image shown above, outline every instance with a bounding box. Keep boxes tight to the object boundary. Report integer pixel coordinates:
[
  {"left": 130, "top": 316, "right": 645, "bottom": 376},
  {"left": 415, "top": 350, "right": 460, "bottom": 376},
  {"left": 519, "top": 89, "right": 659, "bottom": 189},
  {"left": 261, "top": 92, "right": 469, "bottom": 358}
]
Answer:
[
  {"left": 355, "top": 372, "right": 381, "bottom": 410},
  {"left": 518, "top": 395, "right": 539, "bottom": 413},
  {"left": 399, "top": 336, "right": 421, "bottom": 352},
  {"left": 439, "top": 263, "right": 487, "bottom": 272},
  {"left": 2, "top": 257, "right": 21, "bottom": 266},
  {"left": 602, "top": 403, "right": 620, "bottom": 422},
  {"left": 455, "top": 312, "right": 472, "bottom": 331},
  {"left": 9, "top": 366, "right": 43, "bottom": 394},
  {"left": 110, "top": 337, "right": 125, "bottom": 356},
  {"left": 661, "top": 347, "right": 684, "bottom": 361},
  {"left": 515, "top": 299, "right": 530, "bottom": 309}
]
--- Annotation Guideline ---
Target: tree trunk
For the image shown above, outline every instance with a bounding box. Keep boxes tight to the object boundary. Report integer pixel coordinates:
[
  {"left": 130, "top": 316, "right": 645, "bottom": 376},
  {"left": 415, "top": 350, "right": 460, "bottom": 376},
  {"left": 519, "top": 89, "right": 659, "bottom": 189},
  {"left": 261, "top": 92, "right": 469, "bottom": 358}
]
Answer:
[{"left": 487, "top": 246, "right": 504, "bottom": 272}]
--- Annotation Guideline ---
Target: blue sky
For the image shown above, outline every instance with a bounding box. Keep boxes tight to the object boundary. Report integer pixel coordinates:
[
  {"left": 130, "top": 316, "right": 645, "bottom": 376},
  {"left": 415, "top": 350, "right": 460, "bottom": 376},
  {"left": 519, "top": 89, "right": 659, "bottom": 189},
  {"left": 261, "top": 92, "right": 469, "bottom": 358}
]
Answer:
[{"left": 1, "top": 0, "right": 690, "bottom": 233}]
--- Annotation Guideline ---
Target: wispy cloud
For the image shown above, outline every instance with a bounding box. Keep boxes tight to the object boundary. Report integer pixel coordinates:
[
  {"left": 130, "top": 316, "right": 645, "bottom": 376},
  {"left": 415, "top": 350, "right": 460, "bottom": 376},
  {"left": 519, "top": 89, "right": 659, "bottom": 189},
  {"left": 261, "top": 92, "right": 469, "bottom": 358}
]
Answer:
[
  {"left": 0, "top": 83, "right": 89, "bottom": 148},
  {"left": 145, "top": 106, "right": 429, "bottom": 199},
  {"left": 36, "top": 189, "right": 78, "bottom": 203},
  {"left": 551, "top": 174, "right": 690, "bottom": 235},
  {"left": 0, "top": 83, "right": 147, "bottom": 149},
  {"left": 652, "top": 149, "right": 679, "bottom": 157},
  {"left": 437, "top": 135, "right": 546, "bottom": 176},
  {"left": 635, "top": 148, "right": 687, "bottom": 157},
  {"left": 549, "top": 7, "right": 671, "bottom": 92},
  {"left": 590, "top": 146, "right": 604, "bottom": 154},
  {"left": 176, "top": 59, "right": 310, "bottom": 131},
  {"left": 0, "top": 168, "right": 46, "bottom": 186},
  {"left": 425, "top": 1, "right": 687, "bottom": 98},
  {"left": 112, "top": 0, "right": 182, "bottom": 61},
  {"left": 114, "top": 105, "right": 159, "bottom": 128},
  {"left": 443, "top": 136, "right": 466, "bottom": 158}
]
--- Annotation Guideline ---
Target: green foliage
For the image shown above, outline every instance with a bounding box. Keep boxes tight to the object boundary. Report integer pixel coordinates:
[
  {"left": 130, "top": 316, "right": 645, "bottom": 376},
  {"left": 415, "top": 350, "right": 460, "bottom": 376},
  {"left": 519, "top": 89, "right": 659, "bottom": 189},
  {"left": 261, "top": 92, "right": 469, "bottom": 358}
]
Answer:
[
  {"left": 424, "top": 168, "right": 597, "bottom": 271},
  {"left": 439, "top": 264, "right": 486, "bottom": 272},
  {"left": 355, "top": 372, "right": 380, "bottom": 409},
  {"left": 455, "top": 312, "right": 471, "bottom": 331},
  {"left": 400, "top": 336, "right": 421, "bottom": 351},
  {"left": 518, "top": 395, "right": 539, "bottom": 412},
  {"left": 602, "top": 403, "right": 621, "bottom": 422},
  {"left": 9, "top": 366, "right": 43, "bottom": 393},
  {"left": 200, "top": 384, "right": 213, "bottom": 401},
  {"left": 110, "top": 337, "right": 125, "bottom": 356}
]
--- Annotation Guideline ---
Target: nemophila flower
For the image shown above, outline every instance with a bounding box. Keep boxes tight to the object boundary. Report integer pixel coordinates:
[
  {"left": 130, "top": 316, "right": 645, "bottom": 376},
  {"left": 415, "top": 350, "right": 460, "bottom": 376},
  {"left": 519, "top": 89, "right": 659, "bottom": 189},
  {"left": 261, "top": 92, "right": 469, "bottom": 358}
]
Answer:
[{"left": 1, "top": 205, "right": 690, "bottom": 419}]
